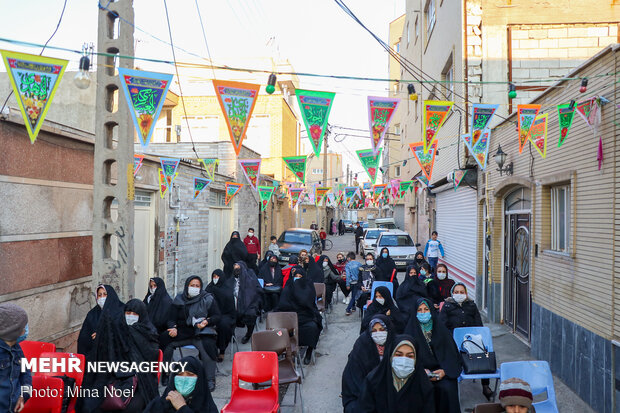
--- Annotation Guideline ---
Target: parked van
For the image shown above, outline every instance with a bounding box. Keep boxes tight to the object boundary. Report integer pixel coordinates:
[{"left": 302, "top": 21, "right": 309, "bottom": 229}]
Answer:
[{"left": 374, "top": 217, "right": 398, "bottom": 229}]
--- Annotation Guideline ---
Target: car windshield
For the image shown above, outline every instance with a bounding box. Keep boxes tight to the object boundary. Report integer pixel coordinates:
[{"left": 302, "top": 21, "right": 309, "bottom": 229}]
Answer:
[
  {"left": 378, "top": 234, "right": 414, "bottom": 246},
  {"left": 343, "top": 220, "right": 352, "bottom": 225},
  {"left": 377, "top": 223, "right": 397, "bottom": 229},
  {"left": 279, "top": 232, "right": 311, "bottom": 245},
  {"left": 365, "top": 230, "right": 382, "bottom": 240}
]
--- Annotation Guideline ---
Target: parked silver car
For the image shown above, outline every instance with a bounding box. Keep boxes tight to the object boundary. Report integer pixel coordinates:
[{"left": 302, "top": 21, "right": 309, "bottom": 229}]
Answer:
[
  {"left": 360, "top": 228, "right": 388, "bottom": 256},
  {"left": 374, "top": 230, "right": 417, "bottom": 270}
]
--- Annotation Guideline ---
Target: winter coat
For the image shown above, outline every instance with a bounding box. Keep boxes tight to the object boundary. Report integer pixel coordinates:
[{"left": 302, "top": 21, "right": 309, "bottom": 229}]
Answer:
[{"left": 441, "top": 298, "right": 483, "bottom": 331}]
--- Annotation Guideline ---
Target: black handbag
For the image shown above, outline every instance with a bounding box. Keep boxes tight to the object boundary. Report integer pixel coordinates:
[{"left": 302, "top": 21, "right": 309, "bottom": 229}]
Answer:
[
  {"left": 460, "top": 339, "right": 497, "bottom": 374},
  {"left": 264, "top": 285, "right": 282, "bottom": 293},
  {"left": 100, "top": 375, "right": 138, "bottom": 411}
]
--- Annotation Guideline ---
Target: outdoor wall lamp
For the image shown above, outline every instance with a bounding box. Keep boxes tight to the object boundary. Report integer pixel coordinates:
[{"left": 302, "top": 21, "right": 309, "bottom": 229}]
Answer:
[{"left": 494, "top": 144, "right": 513, "bottom": 176}]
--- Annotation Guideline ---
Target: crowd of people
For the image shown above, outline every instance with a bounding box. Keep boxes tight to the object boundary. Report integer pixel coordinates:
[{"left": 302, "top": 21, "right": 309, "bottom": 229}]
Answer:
[{"left": 0, "top": 226, "right": 536, "bottom": 413}]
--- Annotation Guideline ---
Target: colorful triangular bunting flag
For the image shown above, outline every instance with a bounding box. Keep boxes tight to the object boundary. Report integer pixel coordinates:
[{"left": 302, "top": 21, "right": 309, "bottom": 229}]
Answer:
[
  {"left": 356, "top": 148, "right": 383, "bottom": 184},
  {"left": 200, "top": 158, "right": 219, "bottom": 180},
  {"left": 410, "top": 141, "right": 438, "bottom": 181},
  {"left": 225, "top": 182, "right": 243, "bottom": 205},
  {"left": 134, "top": 154, "right": 144, "bottom": 177},
  {"left": 258, "top": 186, "right": 275, "bottom": 211},
  {"left": 283, "top": 156, "right": 307, "bottom": 183},
  {"left": 1, "top": 50, "right": 68, "bottom": 144},
  {"left": 517, "top": 104, "right": 541, "bottom": 154},
  {"left": 368, "top": 96, "right": 400, "bottom": 155},
  {"left": 239, "top": 159, "right": 261, "bottom": 191},
  {"left": 315, "top": 187, "right": 331, "bottom": 205},
  {"left": 372, "top": 184, "right": 388, "bottom": 201},
  {"left": 453, "top": 170, "right": 468, "bottom": 191},
  {"left": 470, "top": 104, "right": 498, "bottom": 146},
  {"left": 193, "top": 177, "right": 211, "bottom": 199},
  {"left": 289, "top": 188, "right": 304, "bottom": 209},
  {"left": 296, "top": 89, "right": 335, "bottom": 158},
  {"left": 423, "top": 100, "right": 453, "bottom": 154},
  {"left": 399, "top": 181, "right": 414, "bottom": 198},
  {"left": 213, "top": 80, "right": 260, "bottom": 157},
  {"left": 160, "top": 158, "right": 180, "bottom": 187},
  {"left": 556, "top": 103, "right": 575, "bottom": 148},
  {"left": 529, "top": 113, "right": 548, "bottom": 159}
]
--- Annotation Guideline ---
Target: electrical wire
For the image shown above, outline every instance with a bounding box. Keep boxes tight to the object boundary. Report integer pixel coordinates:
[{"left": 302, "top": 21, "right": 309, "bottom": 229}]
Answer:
[{"left": 194, "top": 0, "right": 216, "bottom": 79}]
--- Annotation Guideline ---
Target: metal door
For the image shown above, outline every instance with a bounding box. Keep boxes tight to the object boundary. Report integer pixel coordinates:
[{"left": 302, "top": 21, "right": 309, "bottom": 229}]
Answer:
[{"left": 504, "top": 213, "right": 531, "bottom": 340}]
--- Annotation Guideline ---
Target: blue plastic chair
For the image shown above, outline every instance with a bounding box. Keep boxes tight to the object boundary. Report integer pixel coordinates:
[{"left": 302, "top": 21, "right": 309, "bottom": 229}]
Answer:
[
  {"left": 453, "top": 327, "right": 501, "bottom": 399},
  {"left": 363, "top": 281, "right": 395, "bottom": 314},
  {"left": 258, "top": 278, "right": 265, "bottom": 287},
  {"left": 500, "top": 360, "right": 559, "bottom": 413}
]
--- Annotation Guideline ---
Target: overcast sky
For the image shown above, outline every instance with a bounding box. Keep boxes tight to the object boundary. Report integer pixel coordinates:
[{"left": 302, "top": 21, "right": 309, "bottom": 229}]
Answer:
[{"left": 0, "top": 0, "right": 405, "bottom": 178}]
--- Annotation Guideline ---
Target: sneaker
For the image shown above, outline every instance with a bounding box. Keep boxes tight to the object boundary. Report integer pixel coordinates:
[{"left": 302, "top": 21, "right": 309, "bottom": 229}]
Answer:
[
  {"left": 345, "top": 310, "right": 352, "bottom": 316},
  {"left": 345, "top": 296, "right": 351, "bottom": 305},
  {"left": 342, "top": 297, "right": 347, "bottom": 304}
]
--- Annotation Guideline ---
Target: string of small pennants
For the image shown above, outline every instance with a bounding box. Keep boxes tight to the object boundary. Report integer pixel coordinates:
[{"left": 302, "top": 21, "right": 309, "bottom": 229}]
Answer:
[{"left": 1, "top": 49, "right": 609, "bottom": 207}]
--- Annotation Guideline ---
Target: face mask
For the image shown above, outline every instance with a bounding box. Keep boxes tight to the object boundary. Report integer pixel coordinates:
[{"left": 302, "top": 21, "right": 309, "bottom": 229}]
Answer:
[
  {"left": 416, "top": 257, "right": 424, "bottom": 263},
  {"left": 392, "top": 356, "right": 415, "bottom": 379},
  {"left": 376, "top": 297, "right": 385, "bottom": 306},
  {"left": 125, "top": 314, "right": 139, "bottom": 325},
  {"left": 174, "top": 375, "right": 197, "bottom": 396},
  {"left": 371, "top": 330, "right": 388, "bottom": 345},
  {"left": 212, "top": 278, "right": 219, "bottom": 285},
  {"left": 417, "top": 312, "right": 432, "bottom": 324},
  {"left": 97, "top": 297, "right": 106, "bottom": 309},
  {"left": 338, "top": 258, "right": 345, "bottom": 263},
  {"left": 322, "top": 262, "right": 328, "bottom": 268},
  {"left": 453, "top": 293, "right": 467, "bottom": 304},
  {"left": 269, "top": 261, "right": 277, "bottom": 267},
  {"left": 303, "top": 262, "right": 309, "bottom": 268},
  {"left": 17, "top": 324, "right": 28, "bottom": 343},
  {"left": 187, "top": 286, "right": 200, "bottom": 298},
  {"left": 248, "top": 232, "right": 254, "bottom": 238},
  {"left": 293, "top": 277, "right": 301, "bottom": 282},
  {"left": 233, "top": 268, "right": 241, "bottom": 276},
  {"left": 408, "top": 272, "right": 416, "bottom": 278},
  {"left": 382, "top": 252, "right": 388, "bottom": 259},
  {"left": 436, "top": 272, "right": 447, "bottom": 280},
  {"left": 419, "top": 270, "right": 427, "bottom": 277},
  {"left": 366, "top": 260, "right": 374, "bottom": 266}
]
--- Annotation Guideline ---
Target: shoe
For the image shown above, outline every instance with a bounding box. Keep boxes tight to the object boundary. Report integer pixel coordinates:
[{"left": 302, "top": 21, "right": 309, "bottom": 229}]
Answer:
[
  {"left": 342, "top": 297, "right": 347, "bottom": 304},
  {"left": 345, "top": 310, "right": 352, "bottom": 316},
  {"left": 345, "top": 296, "right": 351, "bottom": 305},
  {"left": 303, "top": 351, "right": 312, "bottom": 365},
  {"left": 482, "top": 385, "right": 494, "bottom": 401},
  {"left": 240, "top": 335, "right": 251, "bottom": 344},
  {"left": 208, "top": 380, "right": 216, "bottom": 392}
]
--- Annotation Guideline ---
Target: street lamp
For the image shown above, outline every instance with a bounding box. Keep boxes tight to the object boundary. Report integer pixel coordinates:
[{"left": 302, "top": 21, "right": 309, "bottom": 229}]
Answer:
[
  {"left": 494, "top": 144, "right": 513, "bottom": 176},
  {"left": 74, "top": 43, "right": 93, "bottom": 90}
]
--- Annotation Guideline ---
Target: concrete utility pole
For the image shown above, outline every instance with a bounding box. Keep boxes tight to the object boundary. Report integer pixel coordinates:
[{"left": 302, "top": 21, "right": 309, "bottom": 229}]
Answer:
[{"left": 92, "top": 0, "right": 135, "bottom": 299}]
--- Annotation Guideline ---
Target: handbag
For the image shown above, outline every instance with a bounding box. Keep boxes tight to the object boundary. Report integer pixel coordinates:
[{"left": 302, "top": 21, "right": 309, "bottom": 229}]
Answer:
[
  {"left": 99, "top": 375, "right": 138, "bottom": 411},
  {"left": 460, "top": 339, "right": 497, "bottom": 374},
  {"left": 264, "top": 285, "right": 282, "bottom": 293}
]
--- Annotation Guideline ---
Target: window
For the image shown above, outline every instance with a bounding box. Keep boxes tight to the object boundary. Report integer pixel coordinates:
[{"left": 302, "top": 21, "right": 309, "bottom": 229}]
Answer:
[
  {"left": 425, "top": 0, "right": 436, "bottom": 39},
  {"left": 551, "top": 185, "right": 570, "bottom": 252},
  {"left": 407, "top": 23, "right": 410, "bottom": 44},
  {"left": 395, "top": 166, "right": 401, "bottom": 177},
  {"left": 415, "top": 16, "right": 419, "bottom": 42},
  {"left": 209, "top": 190, "right": 227, "bottom": 207},
  {"left": 442, "top": 57, "right": 454, "bottom": 100},
  {"left": 312, "top": 168, "right": 323, "bottom": 175},
  {"left": 378, "top": 234, "right": 414, "bottom": 247},
  {"left": 181, "top": 116, "right": 219, "bottom": 142},
  {"left": 278, "top": 231, "right": 311, "bottom": 245},
  {"left": 395, "top": 42, "right": 400, "bottom": 54}
]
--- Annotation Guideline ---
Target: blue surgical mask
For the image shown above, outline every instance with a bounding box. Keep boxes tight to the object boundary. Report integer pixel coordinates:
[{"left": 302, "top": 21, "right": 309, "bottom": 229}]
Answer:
[
  {"left": 420, "top": 270, "right": 427, "bottom": 277},
  {"left": 174, "top": 375, "right": 197, "bottom": 396},
  {"left": 293, "top": 277, "right": 301, "bottom": 282},
  {"left": 417, "top": 312, "right": 432, "bottom": 324},
  {"left": 392, "top": 356, "right": 415, "bottom": 379},
  {"left": 17, "top": 324, "right": 29, "bottom": 343},
  {"left": 382, "top": 253, "right": 388, "bottom": 259}
]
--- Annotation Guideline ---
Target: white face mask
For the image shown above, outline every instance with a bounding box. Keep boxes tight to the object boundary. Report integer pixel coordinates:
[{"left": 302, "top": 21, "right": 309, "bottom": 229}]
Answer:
[
  {"left": 392, "top": 356, "right": 415, "bottom": 379},
  {"left": 187, "top": 286, "right": 201, "bottom": 297},
  {"left": 322, "top": 262, "right": 328, "bottom": 268},
  {"left": 149, "top": 286, "right": 157, "bottom": 294},
  {"left": 248, "top": 232, "right": 254, "bottom": 238},
  {"left": 213, "top": 278, "right": 219, "bottom": 285},
  {"left": 453, "top": 293, "right": 467, "bottom": 304},
  {"left": 125, "top": 314, "right": 139, "bottom": 325},
  {"left": 97, "top": 297, "right": 106, "bottom": 309},
  {"left": 366, "top": 260, "right": 374, "bottom": 266},
  {"left": 436, "top": 272, "right": 447, "bottom": 280},
  {"left": 371, "top": 330, "right": 388, "bottom": 345},
  {"left": 376, "top": 297, "right": 385, "bottom": 306}
]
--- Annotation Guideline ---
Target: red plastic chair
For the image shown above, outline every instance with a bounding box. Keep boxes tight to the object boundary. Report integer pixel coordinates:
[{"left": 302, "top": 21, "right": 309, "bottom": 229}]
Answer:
[
  {"left": 37, "top": 352, "right": 85, "bottom": 413},
  {"left": 20, "top": 340, "right": 56, "bottom": 361},
  {"left": 156, "top": 349, "right": 163, "bottom": 383},
  {"left": 221, "top": 351, "right": 279, "bottom": 413},
  {"left": 21, "top": 375, "right": 64, "bottom": 413}
]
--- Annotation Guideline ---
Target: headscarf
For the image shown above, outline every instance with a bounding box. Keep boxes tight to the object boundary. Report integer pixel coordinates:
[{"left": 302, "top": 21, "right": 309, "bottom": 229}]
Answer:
[
  {"left": 329, "top": 218, "right": 334, "bottom": 235},
  {"left": 143, "top": 356, "right": 218, "bottom": 413},
  {"left": 319, "top": 255, "right": 338, "bottom": 281},
  {"left": 357, "top": 334, "right": 435, "bottom": 412},
  {"left": 394, "top": 266, "right": 429, "bottom": 314},
  {"left": 235, "top": 261, "right": 263, "bottom": 317},
  {"left": 304, "top": 253, "right": 324, "bottom": 283},
  {"left": 258, "top": 254, "right": 283, "bottom": 286},
  {"left": 205, "top": 269, "right": 236, "bottom": 317},
  {"left": 413, "top": 251, "right": 427, "bottom": 272},
  {"left": 404, "top": 297, "right": 462, "bottom": 379},
  {"left": 435, "top": 265, "right": 456, "bottom": 300},
  {"left": 221, "top": 231, "right": 248, "bottom": 277},
  {"left": 143, "top": 277, "right": 173, "bottom": 332},
  {"left": 77, "top": 284, "right": 124, "bottom": 356},
  {"left": 391, "top": 338, "right": 416, "bottom": 391},
  {"left": 258, "top": 250, "right": 276, "bottom": 272},
  {"left": 342, "top": 314, "right": 396, "bottom": 413},
  {"left": 450, "top": 282, "right": 467, "bottom": 296},
  {"left": 376, "top": 248, "right": 396, "bottom": 280},
  {"left": 172, "top": 276, "right": 219, "bottom": 336},
  {"left": 362, "top": 286, "right": 406, "bottom": 334},
  {"left": 416, "top": 299, "right": 433, "bottom": 334}
]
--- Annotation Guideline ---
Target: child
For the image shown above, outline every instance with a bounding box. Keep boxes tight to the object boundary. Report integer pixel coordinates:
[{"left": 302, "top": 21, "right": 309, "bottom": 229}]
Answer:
[
  {"left": 0, "top": 303, "right": 31, "bottom": 413},
  {"left": 268, "top": 235, "right": 280, "bottom": 257},
  {"left": 345, "top": 252, "right": 362, "bottom": 315},
  {"left": 319, "top": 227, "right": 327, "bottom": 250},
  {"left": 424, "top": 231, "right": 445, "bottom": 272}
]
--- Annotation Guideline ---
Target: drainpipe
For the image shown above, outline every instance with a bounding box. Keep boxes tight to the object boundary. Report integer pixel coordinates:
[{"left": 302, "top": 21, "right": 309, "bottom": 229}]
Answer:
[{"left": 169, "top": 183, "right": 181, "bottom": 296}]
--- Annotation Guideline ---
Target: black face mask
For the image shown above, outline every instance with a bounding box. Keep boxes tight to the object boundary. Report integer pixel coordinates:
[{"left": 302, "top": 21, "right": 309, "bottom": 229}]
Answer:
[
  {"left": 338, "top": 258, "right": 345, "bottom": 263},
  {"left": 233, "top": 268, "right": 241, "bottom": 277},
  {"left": 269, "top": 261, "right": 277, "bottom": 267},
  {"left": 416, "top": 257, "right": 424, "bottom": 263},
  {"left": 303, "top": 262, "right": 309, "bottom": 268}
]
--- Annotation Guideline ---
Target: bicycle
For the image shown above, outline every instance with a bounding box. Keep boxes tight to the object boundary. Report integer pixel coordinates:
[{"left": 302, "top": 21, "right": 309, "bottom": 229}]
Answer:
[{"left": 323, "top": 238, "right": 333, "bottom": 251}]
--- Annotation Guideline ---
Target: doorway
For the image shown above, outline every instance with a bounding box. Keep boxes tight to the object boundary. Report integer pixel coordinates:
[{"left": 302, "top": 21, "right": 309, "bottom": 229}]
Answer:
[{"left": 503, "top": 187, "right": 531, "bottom": 341}]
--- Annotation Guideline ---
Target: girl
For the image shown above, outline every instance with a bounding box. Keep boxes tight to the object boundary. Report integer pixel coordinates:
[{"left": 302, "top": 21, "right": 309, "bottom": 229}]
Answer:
[
  {"left": 435, "top": 264, "right": 455, "bottom": 301},
  {"left": 361, "top": 286, "right": 406, "bottom": 334},
  {"left": 376, "top": 247, "right": 399, "bottom": 295}
]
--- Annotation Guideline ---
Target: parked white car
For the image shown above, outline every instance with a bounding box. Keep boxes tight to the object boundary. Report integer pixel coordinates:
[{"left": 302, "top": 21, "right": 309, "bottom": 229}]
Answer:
[
  {"left": 374, "top": 230, "right": 417, "bottom": 270},
  {"left": 360, "top": 228, "right": 388, "bottom": 256}
]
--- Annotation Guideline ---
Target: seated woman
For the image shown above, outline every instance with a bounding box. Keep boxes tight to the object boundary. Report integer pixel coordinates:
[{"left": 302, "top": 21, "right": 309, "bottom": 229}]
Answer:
[
  {"left": 274, "top": 267, "right": 323, "bottom": 364},
  {"left": 258, "top": 252, "right": 284, "bottom": 312},
  {"left": 361, "top": 286, "right": 407, "bottom": 334},
  {"left": 395, "top": 266, "right": 429, "bottom": 315},
  {"left": 78, "top": 299, "right": 159, "bottom": 413},
  {"left": 234, "top": 261, "right": 263, "bottom": 344},
  {"left": 441, "top": 282, "right": 492, "bottom": 400},
  {"left": 405, "top": 298, "right": 462, "bottom": 413},
  {"left": 376, "top": 247, "right": 399, "bottom": 295},
  {"left": 413, "top": 251, "right": 428, "bottom": 273},
  {"left": 320, "top": 254, "right": 341, "bottom": 310},
  {"left": 160, "top": 276, "right": 221, "bottom": 391},
  {"left": 301, "top": 253, "right": 324, "bottom": 284},
  {"left": 418, "top": 262, "right": 442, "bottom": 306},
  {"left": 334, "top": 252, "right": 351, "bottom": 303},
  {"left": 143, "top": 277, "right": 173, "bottom": 337},
  {"left": 435, "top": 264, "right": 456, "bottom": 302},
  {"left": 357, "top": 334, "right": 435, "bottom": 412},
  {"left": 357, "top": 253, "right": 383, "bottom": 309},
  {"left": 206, "top": 269, "right": 237, "bottom": 362},
  {"left": 342, "top": 315, "right": 396, "bottom": 413},
  {"left": 77, "top": 284, "right": 124, "bottom": 356},
  {"left": 144, "top": 356, "right": 218, "bottom": 413}
]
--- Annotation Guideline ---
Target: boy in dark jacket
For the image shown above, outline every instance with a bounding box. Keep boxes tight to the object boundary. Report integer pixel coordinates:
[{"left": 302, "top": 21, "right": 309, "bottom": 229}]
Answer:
[{"left": 0, "top": 303, "right": 31, "bottom": 413}]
